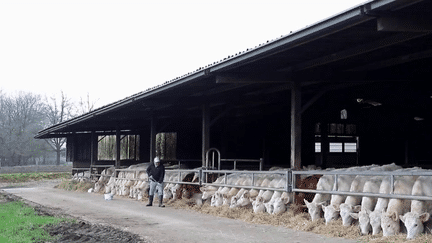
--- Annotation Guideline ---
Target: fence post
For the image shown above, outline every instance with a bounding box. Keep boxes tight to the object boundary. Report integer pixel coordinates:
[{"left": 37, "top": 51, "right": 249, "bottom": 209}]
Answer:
[
  {"left": 334, "top": 174, "right": 339, "bottom": 191},
  {"left": 252, "top": 172, "right": 255, "bottom": 187},
  {"left": 390, "top": 174, "right": 394, "bottom": 194},
  {"left": 287, "top": 169, "right": 292, "bottom": 193}
]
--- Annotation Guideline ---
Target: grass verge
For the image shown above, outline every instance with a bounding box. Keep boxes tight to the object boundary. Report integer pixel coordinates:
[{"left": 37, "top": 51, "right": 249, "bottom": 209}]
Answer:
[
  {"left": 0, "top": 200, "right": 74, "bottom": 243},
  {"left": 0, "top": 172, "right": 70, "bottom": 183}
]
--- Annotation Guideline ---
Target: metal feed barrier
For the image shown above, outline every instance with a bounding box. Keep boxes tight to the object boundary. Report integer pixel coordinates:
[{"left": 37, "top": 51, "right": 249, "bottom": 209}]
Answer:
[
  {"left": 75, "top": 163, "right": 432, "bottom": 202},
  {"left": 292, "top": 169, "right": 432, "bottom": 201},
  {"left": 205, "top": 148, "right": 263, "bottom": 171}
]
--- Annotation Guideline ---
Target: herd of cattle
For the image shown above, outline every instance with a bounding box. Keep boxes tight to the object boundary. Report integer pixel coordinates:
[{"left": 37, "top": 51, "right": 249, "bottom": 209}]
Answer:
[{"left": 73, "top": 162, "right": 432, "bottom": 240}]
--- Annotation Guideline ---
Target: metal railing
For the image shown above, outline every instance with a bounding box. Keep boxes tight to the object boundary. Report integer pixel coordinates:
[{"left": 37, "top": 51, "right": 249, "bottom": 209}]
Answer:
[
  {"left": 90, "top": 164, "right": 115, "bottom": 177},
  {"left": 205, "top": 148, "right": 263, "bottom": 171},
  {"left": 72, "top": 167, "right": 91, "bottom": 175},
  {"left": 291, "top": 169, "right": 432, "bottom": 201},
  {"left": 71, "top": 167, "right": 91, "bottom": 180},
  {"left": 164, "top": 169, "right": 202, "bottom": 185},
  {"left": 77, "top": 163, "right": 432, "bottom": 202},
  {"left": 201, "top": 169, "right": 289, "bottom": 192},
  {"left": 220, "top": 158, "right": 264, "bottom": 171}
]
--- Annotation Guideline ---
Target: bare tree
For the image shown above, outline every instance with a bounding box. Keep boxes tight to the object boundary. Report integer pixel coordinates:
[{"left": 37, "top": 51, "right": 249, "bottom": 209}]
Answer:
[
  {"left": 44, "top": 91, "right": 75, "bottom": 165},
  {"left": 76, "top": 92, "right": 99, "bottom": 115},
  {"left": 0, "top": 91, "right": 46, "bottom": 166}
]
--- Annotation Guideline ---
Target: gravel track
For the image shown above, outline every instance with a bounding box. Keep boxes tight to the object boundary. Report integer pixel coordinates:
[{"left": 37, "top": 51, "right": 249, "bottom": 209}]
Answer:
[{"left": 1, "top": 180, "right": 360, "bottom": 243}]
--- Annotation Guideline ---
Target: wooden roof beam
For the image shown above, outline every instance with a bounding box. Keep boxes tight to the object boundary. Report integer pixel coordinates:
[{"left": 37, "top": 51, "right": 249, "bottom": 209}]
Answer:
[
  {"left": 215, "top": 74, "right": 290, "bottom": 84},
  {"left": 378, "top": 16, "right": 432, "bottom": 32},
  {"left": 278, "top": 32, "right": 430, "bottom": 72},
  {"left": 347, "top": 48, "right": 432, "bottom": 72}
]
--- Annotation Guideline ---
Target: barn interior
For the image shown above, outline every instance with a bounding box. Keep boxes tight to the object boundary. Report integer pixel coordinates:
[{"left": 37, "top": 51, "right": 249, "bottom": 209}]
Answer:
[{"left": 35, "top": 0, "right": 432, "bottom": 171}]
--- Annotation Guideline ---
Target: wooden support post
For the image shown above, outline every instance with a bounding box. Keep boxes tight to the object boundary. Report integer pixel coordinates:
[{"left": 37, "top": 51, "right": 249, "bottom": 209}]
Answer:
[
  {"left": 202, "top": 103, "right": 210, "bottom": 167},
  {"left": 91, "top": 131, "right": 99, "bottom": 179},
  {"left": 290, "top": 81, "right": 302, "bottom": 170},
  {"left": 321, "top": 122, "right": 329, "bottom": 167},
  {"left": 116, "top": 128, "right": 121, "bottom": 168},
  {"left": 90, "top": 131, "right": 96, "bottom": 166},
  {"left": 405, "top": 139, "right": 409, "bottom": 167},
  {"left": 150, "top": 115, "right": 156, "bottom": 162}
]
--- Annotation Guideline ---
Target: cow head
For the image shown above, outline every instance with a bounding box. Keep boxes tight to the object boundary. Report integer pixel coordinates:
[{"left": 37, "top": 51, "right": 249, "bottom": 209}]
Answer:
[
  {"left": 264, "top": 201, "right": 274, "bottom": 214},
  {"left": 222, "top": 194, "right": 231, "bottom": 207},
  {"left": 340, "top": 203, "right": 361, "bottom": 226},
  {"left": 163, "top": 186, "right": 173, "bottom": 201},
  {"left": 381, "top": 211, "right": 401, "bottom": 237},
  {"left": 401, "top": 212, "right": 430, "bottom": 240},
  {"left": 201, "top": 188, "right": 216, "bottom": 200},
  {"left": 322, "top": 204, "right": 340, "bottom": 224},
  {"left": 369, "top": 210, "right": 383, "bottom": 235},
  {"left": 212, "top": 192, "right": 224, "bottom": 207},
  {"left": 94, "top": 182, "right": 103, "bottom": 193},
  {"left": 351, "top": 209, "right": 372, "bottom": 235},
  {"left": 273, "top": 197, "right": 289, "bottom": 215},
  {"left": 253, "top": 196, "right": 266, "bottom": 213},
  {"left": 304, "top": 199, "right": 325, "bottom": 221},
  {"left": 237, "top": 191, "right": 252, "bottom": 207}
]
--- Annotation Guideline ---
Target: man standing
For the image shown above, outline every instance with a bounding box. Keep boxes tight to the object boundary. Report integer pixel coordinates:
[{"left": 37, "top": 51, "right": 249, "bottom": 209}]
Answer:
[{"left": 146, "top": 157, "right": 165, "bottom": 207}]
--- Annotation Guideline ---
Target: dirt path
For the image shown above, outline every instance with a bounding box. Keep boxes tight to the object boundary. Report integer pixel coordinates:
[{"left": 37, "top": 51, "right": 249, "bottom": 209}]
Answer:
[{"left": 1, "top": 182, "right": 360, "bottom": 243}]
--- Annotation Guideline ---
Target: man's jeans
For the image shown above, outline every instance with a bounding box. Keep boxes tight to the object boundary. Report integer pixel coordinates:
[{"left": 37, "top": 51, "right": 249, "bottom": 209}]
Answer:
[{"left": 149, "top": 180, "right": 164, "bottom": 196}]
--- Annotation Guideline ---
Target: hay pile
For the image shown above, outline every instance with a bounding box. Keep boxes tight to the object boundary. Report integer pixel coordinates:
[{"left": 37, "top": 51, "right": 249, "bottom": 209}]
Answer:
[
  {"left": 56, "top": 181, "right": 432, "bottom": 243},
  {"left": 165, "top": 199, "right": 432, "bottom": 243},
  {"left": 56, "top": 179, "right": 94, "bottom": 192}
]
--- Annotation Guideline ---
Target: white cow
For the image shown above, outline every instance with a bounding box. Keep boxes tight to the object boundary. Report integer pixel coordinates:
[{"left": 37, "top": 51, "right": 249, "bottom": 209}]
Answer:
[
  {"left": 367, "top": 168, "right": 421, "bottom": 235},
  {"left": 230, "top": 191, "right": 252, "bottom": 209},
  {"left": 272, "top": 192, "right": 290, "bottom": 214},
  {"left": 230, "top": 189, "right": 247, "bottom": 208},
  {"left": 265, "top": 191, "right": 282, "bottom": 214},
  {"left": 94, "top": 167, "right": 115, "bottom": 193},
  {"left": 211, "top": 191, "right": 224, "bottom": 207},
  {"left": 322, "top": 165, "right": 379, "bottom": 224},
  {"left": 304, "top": 167, "right": 348, "bottom": 221},
  {"left": 105, "top": 175, "right": 117, "bottom": 194},
  {"left": 381, "top": 174, "right": 420, "bottom": 236},
  {"left": 401, "top": 175, "right": 432, "bottom": 239},
  {"left": 221, "top": 187, "right": 240, "bottom": 206},
  {"left": 191, "top": 192, "right": 204, "bottom": 206},
  {"left": 132, "top": 171, "right": 149, "bottom": 200},
  {"left": 350, "top": 176, "right": 386, "bottom": 235},
  {"left": 249, "top": 188, "right": 260, "bottom": 199},
  {"left": 341, "top": 163, "right": 401, "bottom": 227},
  {"left": 201, "top": 186, "right": 218, "bottom": 200},
  {"left": 252, "top": 196, "right": 266, "bottom": 213}
]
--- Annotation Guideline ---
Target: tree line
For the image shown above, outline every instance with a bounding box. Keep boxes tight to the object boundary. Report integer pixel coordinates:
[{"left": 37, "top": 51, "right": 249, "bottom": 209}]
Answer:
[{"left": 0, "top": 90, "right": 97, "bottom": 167}]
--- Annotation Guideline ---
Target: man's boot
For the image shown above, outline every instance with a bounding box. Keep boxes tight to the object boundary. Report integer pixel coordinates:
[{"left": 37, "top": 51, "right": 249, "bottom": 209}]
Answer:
[
  {"left": 146, "top": 195, "right": 153, "bottom": 206},
  {"left": 159, "top": 195, "right": 165, "bottom": 207}
]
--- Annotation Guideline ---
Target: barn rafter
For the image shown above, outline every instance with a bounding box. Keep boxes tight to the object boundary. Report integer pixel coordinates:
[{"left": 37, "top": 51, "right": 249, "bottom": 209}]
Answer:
[{"left": 35, "top": 0, "right": 432, "bottom": 170}]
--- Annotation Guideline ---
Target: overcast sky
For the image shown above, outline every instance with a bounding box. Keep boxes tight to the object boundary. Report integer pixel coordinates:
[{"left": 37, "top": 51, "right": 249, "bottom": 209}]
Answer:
[{"left": 0, "top": 0, "right": 367, "bottom": 108}]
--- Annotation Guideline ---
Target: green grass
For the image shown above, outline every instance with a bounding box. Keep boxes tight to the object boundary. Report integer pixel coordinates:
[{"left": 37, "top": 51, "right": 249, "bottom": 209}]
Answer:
[
  {"left": 0, "top": 172, "right": 71, "bottom": 183},
  {"left": 0, "top": 201, "right": 74, "bottom": 243}
]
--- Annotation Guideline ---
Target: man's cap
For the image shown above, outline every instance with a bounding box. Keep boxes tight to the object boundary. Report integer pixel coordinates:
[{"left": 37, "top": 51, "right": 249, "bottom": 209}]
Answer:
[{"left": 154, "top": 157, "right": 160, "bottom": 163}]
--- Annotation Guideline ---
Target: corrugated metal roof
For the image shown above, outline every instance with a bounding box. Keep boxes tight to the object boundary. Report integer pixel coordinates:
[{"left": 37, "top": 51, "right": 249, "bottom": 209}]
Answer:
[{"left": 35, "top": 0, "right": 430, "bottom": 139}]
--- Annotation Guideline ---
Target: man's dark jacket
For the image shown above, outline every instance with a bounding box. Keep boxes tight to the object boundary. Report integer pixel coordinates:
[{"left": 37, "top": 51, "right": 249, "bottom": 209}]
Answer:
[{"left": 146, "top": 163, "right": 165, "bottom": 183}]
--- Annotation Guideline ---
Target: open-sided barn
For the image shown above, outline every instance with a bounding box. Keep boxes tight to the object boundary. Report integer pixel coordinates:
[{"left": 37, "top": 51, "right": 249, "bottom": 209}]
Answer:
[{"left": 35, "top": 0, "right": 432, "bottom": 172}]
